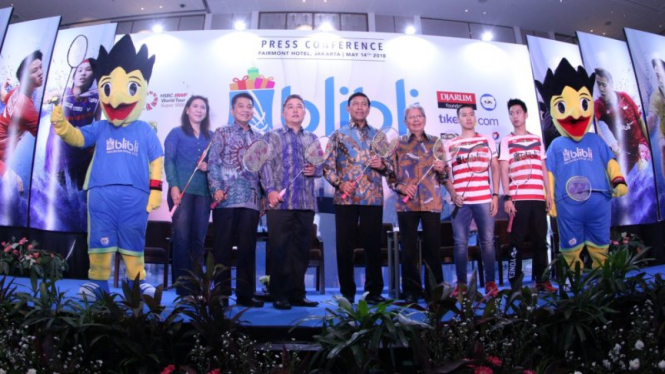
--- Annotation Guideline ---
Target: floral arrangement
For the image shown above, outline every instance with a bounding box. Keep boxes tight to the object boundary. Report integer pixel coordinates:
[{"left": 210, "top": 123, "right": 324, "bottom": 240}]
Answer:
[{"left": 0, "top": 237, "right": 67, "bottom": 280}]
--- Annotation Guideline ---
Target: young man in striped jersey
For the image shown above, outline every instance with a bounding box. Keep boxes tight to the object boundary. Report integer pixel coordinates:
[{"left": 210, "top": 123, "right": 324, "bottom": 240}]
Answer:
[
  {"left": 444, "top": 104, "right": 499, "bottom": 297},
  {"left": 499, "top": 99, "right": 555, "bottom": 292}
]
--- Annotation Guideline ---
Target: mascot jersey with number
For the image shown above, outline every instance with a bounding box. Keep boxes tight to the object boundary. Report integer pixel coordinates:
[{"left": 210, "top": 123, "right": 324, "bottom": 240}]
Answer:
[
  {"left": 536, "top": 58, "right": 627, "bottom": 269},
  {"left": 51, "top": 34, "right": 163, "bottom": 298}
]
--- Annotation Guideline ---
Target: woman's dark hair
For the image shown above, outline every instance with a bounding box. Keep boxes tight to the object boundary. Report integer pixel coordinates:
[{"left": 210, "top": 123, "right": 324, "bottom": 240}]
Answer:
[{"left": 181, "top": 95, "right": 211, "bottom": 139}]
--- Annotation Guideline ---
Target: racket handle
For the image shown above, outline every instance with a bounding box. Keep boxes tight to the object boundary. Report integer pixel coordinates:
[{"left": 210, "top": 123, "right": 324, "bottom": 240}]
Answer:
[
  {"left": 210, "top": 201, "right": 218, "bottom": 209},
  {"left": 169, "top": 204, "right": 178, "bottom": 217},
  {"left": 341, "top": 181, "right": 356, "bottom": 199},
  {"left": 278, "top": 188, "right": 287, "bottom": 199},
  {"left": 402, "top": 195, "right": 411, "bottom": 203},
  {"left": 507, "top": 214, "right": 514, "bottom": 233}
]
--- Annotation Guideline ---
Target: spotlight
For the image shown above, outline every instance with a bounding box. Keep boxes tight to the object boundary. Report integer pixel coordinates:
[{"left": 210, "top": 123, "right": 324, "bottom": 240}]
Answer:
[
  {"left": 152, "top": 24, "right": 163, "bottom": 33},
  {"left": 481, "top": 31, "right": 493, "bottom": 41},
  {"left": 234, "top": 20, "right": 247, "bottom": 30},
  {"left": 405, "top": 25, "right": 416, "bottom": 35},
  {"left": 319, "top": 21, "right": 334, "bottom": 31}
]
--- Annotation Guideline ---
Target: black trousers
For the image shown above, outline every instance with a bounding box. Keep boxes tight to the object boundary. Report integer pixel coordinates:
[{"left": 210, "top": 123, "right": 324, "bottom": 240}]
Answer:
[
  {"left": 398, "top": 211, "right": 444, "bottom": 297},
  {"left": 212, "top": 208, "right": 260, "bottom": 298},
  {"left": 334, "top": 204, "right": 384, "bottom": 298},
  {"left": 266, "top": 209, "right": 315, "bottom": 302},
  {"left": 508, "top": 200, "right": 549, "bottom": 283}
]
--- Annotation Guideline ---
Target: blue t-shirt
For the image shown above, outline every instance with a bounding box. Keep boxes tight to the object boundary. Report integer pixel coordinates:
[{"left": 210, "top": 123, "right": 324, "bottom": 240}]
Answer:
[
  {"left": 81, "top": 120, "right": 163, "bottom": 193},
  {"left": 546, "top": 133, "right": 613, "bottom": 203}
]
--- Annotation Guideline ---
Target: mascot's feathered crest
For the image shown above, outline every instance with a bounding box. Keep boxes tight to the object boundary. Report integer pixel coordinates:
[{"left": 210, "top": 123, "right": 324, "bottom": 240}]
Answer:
[
  {"left": 535, "top": 58, "right": 596, "bottom": 141},
  {"left": 535, "top": 58, "right": 595, "bottom": 105},
  {"left": 90, "top": 34, "right": 155, "bottom": 83}
]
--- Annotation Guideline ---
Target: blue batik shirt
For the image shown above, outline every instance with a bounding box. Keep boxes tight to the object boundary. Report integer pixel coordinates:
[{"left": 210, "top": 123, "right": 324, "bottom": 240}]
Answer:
[
  {"left": 323, "top": 122, "right": 390, "bottom": 206},
  {"left": 263, "top": 125, "right": 321, "bottom": 212},
  {"left": 207, "top": 122, "right": 270, "bottom": 211}
]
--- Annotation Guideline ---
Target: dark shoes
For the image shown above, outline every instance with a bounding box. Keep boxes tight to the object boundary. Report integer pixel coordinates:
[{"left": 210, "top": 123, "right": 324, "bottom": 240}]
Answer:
[
  {"left": 290, "top": 298, "right": 319, "bottom": 307},
  {"left": 236, "top": 297, "right": 264, "bottom": 308},
  {"left": 341, "top": 294, "right": 355, "bottom": 304},
  {"left": 364, "top": 294, "right": 387, "bottom": 305},
  {"left": 273, "top": 299, "right": 292, "bottom": 310}
]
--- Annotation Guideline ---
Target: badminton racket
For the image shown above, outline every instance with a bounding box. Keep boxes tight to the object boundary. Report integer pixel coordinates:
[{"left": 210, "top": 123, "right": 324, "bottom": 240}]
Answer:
[
  {"left": 341, "top": 127, "right": 399, "bottom": 199},
  {"left": 564, "top": 175, "right": 611, "bottom": 202},
  {"left": 402, "top": 137, "right": 446, "bottom": 203},
  {"left": 277, "top": 136, "right": 332, "bottom": 200},
  {"left": 506, "top": 141, "right": 541, "bottom": 232},
  {"left": 451, "top": 142, "right": 492, "bottom": 219},
  {"left": 171, "top": 141, "right": 212, "bottom": 216},
  {"left": 210, "top": 133, "right": 281, "bottom": 209}
]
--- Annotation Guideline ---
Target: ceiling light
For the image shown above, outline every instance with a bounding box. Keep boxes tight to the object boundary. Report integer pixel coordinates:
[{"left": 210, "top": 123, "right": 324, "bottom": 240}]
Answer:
[
  {"left": 234, "top": 20, "right": 247, "bottom": 31},
  {"left": 481, "top": 32, "right": 493, "bottom": 41},
  {"left": 159, "top": 5, "right": 163, "bottom": 9},
  {"left": 141, "top": 7, "right": 144, "bottom": 10},
  {"left": 590, "top": 29, "right": 594, "bottom": 32},
  {"left": 152, "top": 24, "right": 163, "bottom": 33},
  {"left": 319, "top": 21, "right": 334, "bottom": 31},
  {"left": 465, "top": 9, "right": 469, "bottom": 12},
  {"left": 405, "top": 25, "right": 416, "bottom": 35},
  {"left": 483, "top": 11, "right": 487, "bottom": 14}
]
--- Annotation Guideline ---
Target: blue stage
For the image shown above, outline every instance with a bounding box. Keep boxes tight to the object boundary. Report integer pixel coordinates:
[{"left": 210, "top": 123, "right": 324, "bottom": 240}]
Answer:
[{"left": 5, "top": 263, "right": 664, "bottom": 329}]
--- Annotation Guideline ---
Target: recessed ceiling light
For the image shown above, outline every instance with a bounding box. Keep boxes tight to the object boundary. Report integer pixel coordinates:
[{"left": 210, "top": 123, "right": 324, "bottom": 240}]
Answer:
[
  {"left": 152, "top": 24, "right": 163, "bottom": 33},
  {"left": 159, "top": 5, "right": 163, "bottom": 9},
  {"left": 590, "top": 29, "right": 594, "bottom": 32},
  {"left": 483, "top": 11, "right": 486, "bottom": 14},
  {"left": 234, "top": 20, "right": 247, "bottom": 30},
  {"left": 141, "top": 7, "right": 144, "bottom": 10},
  {"left": 405, "top": 25, "right": 416, "bottom": 35},
  {"left": 482, "top": 32, "right": 493, "bottom": 41},
  {"left": 603, "top": 32, "right": 606, "bottom": 35},
  {"left": 465, "top": 9, "right": 469, "bottom": 12}
]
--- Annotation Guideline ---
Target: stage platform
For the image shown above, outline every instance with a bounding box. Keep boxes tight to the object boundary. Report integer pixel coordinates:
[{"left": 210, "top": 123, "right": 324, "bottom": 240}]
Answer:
[{"left": 4, "top": 263, "right": 664, "bottom": 341}]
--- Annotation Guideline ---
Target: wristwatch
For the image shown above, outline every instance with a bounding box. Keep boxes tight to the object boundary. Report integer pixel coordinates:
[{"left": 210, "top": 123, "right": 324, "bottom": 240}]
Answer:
[
  {"left": 503, "top": 195, "right": 512, "bottom": 202},
  {"left": 491, "top": 193, "right": 499, "bottom": 198}
]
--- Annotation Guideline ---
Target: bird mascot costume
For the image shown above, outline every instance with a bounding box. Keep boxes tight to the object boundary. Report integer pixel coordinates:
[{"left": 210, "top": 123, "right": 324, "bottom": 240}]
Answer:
[
  {"left": 536, "top": 58, "right": 627, "bottom": 269},
  {"left": 51, "top": 34, "right": 163, "bottom": 299}
]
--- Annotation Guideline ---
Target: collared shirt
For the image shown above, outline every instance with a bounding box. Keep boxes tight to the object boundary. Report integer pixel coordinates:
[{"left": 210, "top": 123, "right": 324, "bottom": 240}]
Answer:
[
  {"left": 207, "top": 122, "right": 269, "bottom": 211},
  {"left": 445, "top": 133, "right": 497, "bottom": 205},
  {"left": 263, "top": 125, "right": 321, "bottom": 212},
  {"left": 323, "top": 122, "right": 390, "bottom": 206},
  {"left": 164, "top": 127, "right": 213, "bottom": 197},
  {"left": 498, "top": 132, "right": 546, "bottom": 201},
  {"left": 389, "top": 132, "right": 445, "bottom": 212}
]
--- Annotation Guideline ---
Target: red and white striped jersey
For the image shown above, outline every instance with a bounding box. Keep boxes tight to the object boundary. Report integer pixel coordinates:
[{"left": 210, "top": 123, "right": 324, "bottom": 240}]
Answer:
[
  {"left": 498, "top": 133, "right": 546, "bottom": 201},
  {"left": 445, "top": 134, "right": 497, "bottom": 205}
]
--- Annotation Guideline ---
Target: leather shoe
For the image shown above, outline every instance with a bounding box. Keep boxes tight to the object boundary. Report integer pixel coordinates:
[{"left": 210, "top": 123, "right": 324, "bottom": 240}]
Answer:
[
  {"left": 290, "top": 298, "right": 319, "bottom": 307},
  {"left": 273, "top": 299, "right": 292, "bottom": 310},
  {"left": 403, "top": 294, "right": 419, "bottom": 305},
  {"left": 365, "top": 294, "right": 387, "bottom": 305},
  {"left": 236, "top": 297, "right": 264, "bottom": 308}
]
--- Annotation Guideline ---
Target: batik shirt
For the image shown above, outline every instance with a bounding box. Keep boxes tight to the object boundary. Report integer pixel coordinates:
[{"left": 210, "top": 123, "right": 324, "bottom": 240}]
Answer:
[
  {"left": 389, "top": 132, "right": 445, "bottom": 212},
  {"left": 323, "top": 122, "right": 391, "bottom": 206},
  {"left": 207, "top": 122, "right": 269, "bottom": 211},
  {"left": 263, "top": 125, "right": 321, "bottom": 212}
]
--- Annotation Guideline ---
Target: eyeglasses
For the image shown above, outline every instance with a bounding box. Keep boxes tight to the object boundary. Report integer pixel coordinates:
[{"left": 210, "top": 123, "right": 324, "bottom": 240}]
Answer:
[{"left": 407, "top": 115, "right": 424, "bottom": 120}]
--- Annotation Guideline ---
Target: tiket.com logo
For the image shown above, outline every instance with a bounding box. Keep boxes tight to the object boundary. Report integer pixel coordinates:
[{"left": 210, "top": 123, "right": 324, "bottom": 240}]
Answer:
[
  {"left": 562, "top": 147, "right": 593, "bottom": 163},
  {"left": 106, "top": 137, "right": 139, "bottom": 156},
  {"left": 436, "top": 91, "right": 476, "bottom": 110},
  {"left": 145, "top": 91, "right": 158, "bottom": 111}
]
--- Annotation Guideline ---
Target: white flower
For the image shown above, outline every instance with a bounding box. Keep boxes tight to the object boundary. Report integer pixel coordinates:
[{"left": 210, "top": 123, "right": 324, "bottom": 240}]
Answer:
[
  {"left": 613, "top": 343, "right": 622, "bottom": 353},
  {"left": 658, "top": 360, "right": 665, "bottom": 369},
  {"left": 635, "top": 340, "right": 644, "bottom": 350},
  {"left": 573, "top": 371, "right": 582, "bottom": 374},
  {"left": 0, "top": 369, "right": 6, "bottom": 374},
  {"left": 27, "top": 370, "right": 37, "bottom": 374},
  {"left": 629, "top": 359, "right": 640, "bottom": 370}
]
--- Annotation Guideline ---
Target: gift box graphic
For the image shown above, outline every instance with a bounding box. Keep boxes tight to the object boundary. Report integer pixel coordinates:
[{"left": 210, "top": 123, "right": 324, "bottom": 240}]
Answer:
[{"left": 228, "top": 67, "right": 276, "bottom": 132}]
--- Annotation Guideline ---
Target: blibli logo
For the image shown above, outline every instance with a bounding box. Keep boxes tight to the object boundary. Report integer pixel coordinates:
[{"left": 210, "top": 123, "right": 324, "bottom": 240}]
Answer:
[
  {"left": 229, "top": 71, "right": 419, "bottom": 135},
  {"left": 562, "top": 147, "right": 593, "bottom": 163},
  {"left": 106, "top": 137, "right": 139, "bottom": 156}
]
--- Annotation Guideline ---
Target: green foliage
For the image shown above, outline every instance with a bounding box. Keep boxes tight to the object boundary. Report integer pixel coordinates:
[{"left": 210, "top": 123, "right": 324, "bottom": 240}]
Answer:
[
  {"left": 0, "top": 237, "right": 67, "bottom": 282},
  {"left": 304, "top": 294, "right": 427, "bottom": 373}
]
